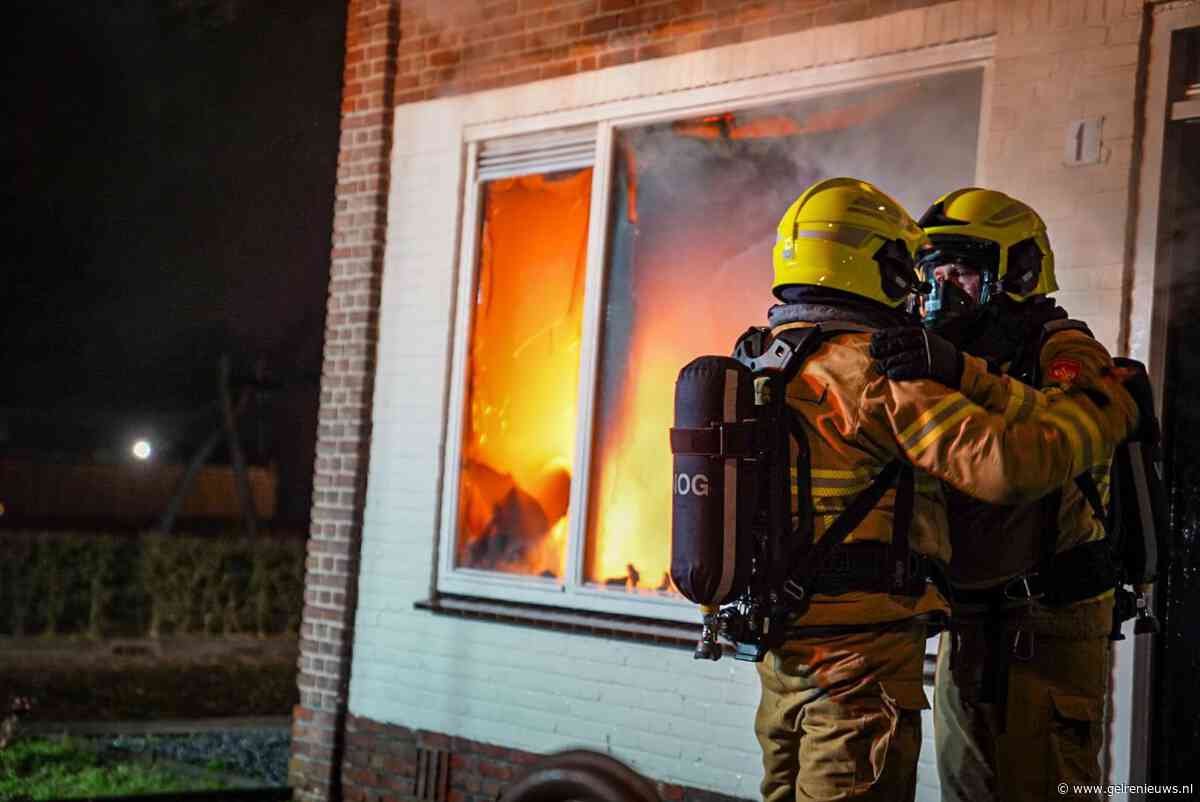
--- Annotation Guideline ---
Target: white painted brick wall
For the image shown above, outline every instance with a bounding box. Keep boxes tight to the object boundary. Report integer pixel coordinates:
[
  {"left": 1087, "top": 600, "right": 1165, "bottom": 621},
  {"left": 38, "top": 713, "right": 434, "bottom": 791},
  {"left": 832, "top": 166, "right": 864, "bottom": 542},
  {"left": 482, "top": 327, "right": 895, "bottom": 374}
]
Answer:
[
  {"left": 347, "top": 0, "right": 1151, "bottom": 798},
  {"left": 982, "top": 0, "right": 1147, "bottom": 356}
]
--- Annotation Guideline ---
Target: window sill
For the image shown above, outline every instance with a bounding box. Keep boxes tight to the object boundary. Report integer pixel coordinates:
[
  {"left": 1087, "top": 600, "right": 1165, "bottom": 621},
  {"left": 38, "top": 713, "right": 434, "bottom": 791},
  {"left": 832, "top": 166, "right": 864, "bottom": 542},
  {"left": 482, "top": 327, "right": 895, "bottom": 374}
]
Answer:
[
  {"left": 416, "top": 594, "right": 939, "bottom": 681},
  {"left": 416, "top": 593, "right": 704, "bottom": 651}
]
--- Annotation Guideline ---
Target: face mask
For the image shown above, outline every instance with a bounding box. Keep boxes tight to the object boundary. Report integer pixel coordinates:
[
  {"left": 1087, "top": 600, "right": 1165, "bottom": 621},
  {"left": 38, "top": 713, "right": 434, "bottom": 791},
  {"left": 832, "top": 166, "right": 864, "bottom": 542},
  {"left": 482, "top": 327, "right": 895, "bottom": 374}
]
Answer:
[
  {"left": 917, "top": 248, "right": 991, "bottom": 328},
  {"left": 922, "top": 275, "right": 979, "bottom": 330}
]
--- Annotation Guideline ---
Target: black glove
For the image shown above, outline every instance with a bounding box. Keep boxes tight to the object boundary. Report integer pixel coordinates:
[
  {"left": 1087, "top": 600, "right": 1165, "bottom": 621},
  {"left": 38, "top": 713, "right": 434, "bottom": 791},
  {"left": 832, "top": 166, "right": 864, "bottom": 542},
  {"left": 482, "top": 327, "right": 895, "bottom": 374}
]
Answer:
[{"left": 869, "top": 326, "right": 964, "bottom": 388}]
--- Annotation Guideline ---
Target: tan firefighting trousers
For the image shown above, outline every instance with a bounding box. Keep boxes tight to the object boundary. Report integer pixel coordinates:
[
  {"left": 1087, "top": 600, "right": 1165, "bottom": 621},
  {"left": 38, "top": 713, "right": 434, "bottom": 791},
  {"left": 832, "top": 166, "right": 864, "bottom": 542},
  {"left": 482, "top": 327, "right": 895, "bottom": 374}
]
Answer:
[
  {"left": 755, "top": 622, "right": 930, "bottom": 802},
  {"left": 934, "top": 595, "right": 1113, "bottom": 802}
]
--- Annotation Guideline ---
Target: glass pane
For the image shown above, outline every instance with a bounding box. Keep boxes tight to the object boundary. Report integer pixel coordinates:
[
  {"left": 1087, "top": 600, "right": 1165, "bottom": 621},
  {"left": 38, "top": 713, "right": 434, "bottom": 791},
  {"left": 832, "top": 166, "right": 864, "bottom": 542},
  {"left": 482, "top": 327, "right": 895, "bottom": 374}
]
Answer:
[
  {"left": 455, "top": 168, "right": 592, "bottom": 579},
  {"left": 586, "top": 69, "right": 984, "bottom": 594}
]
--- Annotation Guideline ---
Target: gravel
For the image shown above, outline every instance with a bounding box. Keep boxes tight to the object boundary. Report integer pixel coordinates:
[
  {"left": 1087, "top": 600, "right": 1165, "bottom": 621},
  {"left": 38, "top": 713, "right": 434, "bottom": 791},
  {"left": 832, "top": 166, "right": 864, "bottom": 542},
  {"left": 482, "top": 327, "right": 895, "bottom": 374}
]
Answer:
[{"left": 106, "top": 728, "right": 291, "bottom": 785}]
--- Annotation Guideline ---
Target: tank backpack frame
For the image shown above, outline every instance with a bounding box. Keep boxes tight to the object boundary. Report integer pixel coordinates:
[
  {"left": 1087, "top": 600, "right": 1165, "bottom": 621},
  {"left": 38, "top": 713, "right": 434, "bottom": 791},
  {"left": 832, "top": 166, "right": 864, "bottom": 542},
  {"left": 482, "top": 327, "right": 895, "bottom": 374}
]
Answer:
[{"left": 670, "top": 323, "right": 920, "bottom": 662}]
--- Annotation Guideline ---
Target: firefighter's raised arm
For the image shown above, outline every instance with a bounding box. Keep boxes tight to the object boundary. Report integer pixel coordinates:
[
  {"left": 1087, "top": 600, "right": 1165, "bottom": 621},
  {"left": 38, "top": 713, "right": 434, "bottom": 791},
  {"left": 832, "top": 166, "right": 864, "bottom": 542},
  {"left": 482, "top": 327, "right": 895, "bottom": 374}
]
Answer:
[{"left": 858, "top": 346, "right": 1137, "bottom": 506}]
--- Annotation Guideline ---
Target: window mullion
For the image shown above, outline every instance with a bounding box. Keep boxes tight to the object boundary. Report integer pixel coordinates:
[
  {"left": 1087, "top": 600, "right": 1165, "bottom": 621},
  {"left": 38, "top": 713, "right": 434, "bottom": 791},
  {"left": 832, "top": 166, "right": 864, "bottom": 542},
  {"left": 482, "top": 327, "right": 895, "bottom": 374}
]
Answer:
[
  {"left": 437, "top": 141, "right": 482, "bottom": 586},
  {"left": 563, "top": 122, "right": 615, "bottom": 596}
]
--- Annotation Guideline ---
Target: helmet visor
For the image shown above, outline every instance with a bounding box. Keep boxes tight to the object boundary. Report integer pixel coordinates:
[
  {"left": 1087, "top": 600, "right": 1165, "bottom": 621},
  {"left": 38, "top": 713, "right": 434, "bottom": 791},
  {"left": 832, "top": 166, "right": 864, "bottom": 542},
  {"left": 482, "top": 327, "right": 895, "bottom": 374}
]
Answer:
[{"left": 917, "top": 246, "right": 991, "bottom": 329}]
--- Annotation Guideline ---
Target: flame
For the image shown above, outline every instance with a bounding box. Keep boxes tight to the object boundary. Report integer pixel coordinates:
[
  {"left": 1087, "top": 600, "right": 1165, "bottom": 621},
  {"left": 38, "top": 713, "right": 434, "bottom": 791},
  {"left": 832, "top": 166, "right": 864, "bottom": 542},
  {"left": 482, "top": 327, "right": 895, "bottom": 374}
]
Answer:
[
  {"left": 585, "top": 123, "right": 787, "bottom": 592},
  {"left": 455, "top": 169, "right": 592, "bottom": 578},
  {"left": 586, "top": 247, "right": 771, "bottom": 591},
  {"left": 455, "top": 74, "right": 975, "bottom": 592}
]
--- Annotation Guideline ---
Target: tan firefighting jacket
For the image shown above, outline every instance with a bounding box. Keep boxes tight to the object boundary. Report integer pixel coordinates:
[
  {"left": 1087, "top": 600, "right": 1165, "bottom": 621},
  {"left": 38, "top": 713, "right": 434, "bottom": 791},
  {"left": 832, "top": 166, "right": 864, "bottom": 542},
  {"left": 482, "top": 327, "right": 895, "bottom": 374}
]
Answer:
[
  {"left": 946, "top": 329, "right": 1123, "bottom": 590},
  {"left": 773, "top": 323, "right": 1137, "bottom": 627}
]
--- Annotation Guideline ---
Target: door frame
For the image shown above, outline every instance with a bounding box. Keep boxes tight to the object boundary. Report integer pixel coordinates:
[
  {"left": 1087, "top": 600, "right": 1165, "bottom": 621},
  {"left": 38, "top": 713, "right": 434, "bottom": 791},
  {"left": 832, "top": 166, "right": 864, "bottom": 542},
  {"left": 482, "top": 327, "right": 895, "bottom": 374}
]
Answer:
[{"left": 1123, "top": 2, "right": 1200, "bottom": 798}]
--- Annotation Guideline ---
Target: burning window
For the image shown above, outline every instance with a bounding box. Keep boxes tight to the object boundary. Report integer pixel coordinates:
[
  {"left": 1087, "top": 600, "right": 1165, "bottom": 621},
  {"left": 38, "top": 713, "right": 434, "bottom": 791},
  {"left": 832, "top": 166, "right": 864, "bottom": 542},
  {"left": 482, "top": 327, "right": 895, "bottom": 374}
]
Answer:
[
  {"left": 454, "top": 168, "right": 592, "bottom": 579},
  {"left": 584, "top": 69, "right": 983, "bottom": 597},
  {"left": 440, "top": 68, "right": 983, "bottom": 616}
]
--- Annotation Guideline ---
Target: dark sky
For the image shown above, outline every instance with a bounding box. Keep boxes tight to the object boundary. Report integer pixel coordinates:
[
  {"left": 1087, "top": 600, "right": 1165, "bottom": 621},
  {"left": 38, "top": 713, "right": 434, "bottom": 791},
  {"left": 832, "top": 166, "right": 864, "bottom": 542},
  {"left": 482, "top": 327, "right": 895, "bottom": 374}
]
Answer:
[{"left": 3, "top": 0, "right": 347, "bottom": 521}]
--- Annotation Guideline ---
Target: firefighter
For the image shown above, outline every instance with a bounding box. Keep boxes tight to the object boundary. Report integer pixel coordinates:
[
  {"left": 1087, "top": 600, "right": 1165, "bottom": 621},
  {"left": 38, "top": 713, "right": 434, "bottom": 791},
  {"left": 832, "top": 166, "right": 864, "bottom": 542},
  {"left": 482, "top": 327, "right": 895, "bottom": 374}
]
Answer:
[
  {"left": 754, "top": 178, "right": 1136, "bottom": 802},
  {"left": 870, "top": 187, "right": 1126, "bottom": 801}
]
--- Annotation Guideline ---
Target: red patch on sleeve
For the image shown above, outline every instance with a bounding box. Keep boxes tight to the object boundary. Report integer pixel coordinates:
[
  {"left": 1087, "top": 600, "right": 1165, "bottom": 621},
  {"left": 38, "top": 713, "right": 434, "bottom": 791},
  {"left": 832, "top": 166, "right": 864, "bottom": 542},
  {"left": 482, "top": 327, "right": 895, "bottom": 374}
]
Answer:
[{"left": 1047, "top": 358, "right": 1082, "bottom": 384}]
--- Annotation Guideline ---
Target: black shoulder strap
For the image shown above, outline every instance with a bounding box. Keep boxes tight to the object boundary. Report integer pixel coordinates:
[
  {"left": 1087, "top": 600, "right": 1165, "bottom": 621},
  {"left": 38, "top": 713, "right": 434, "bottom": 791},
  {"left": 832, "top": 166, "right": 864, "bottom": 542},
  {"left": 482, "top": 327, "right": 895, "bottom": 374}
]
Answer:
[
  {"left": 1040, "top": 489, "right": 1063, "bottom": 569},
  {"left": 769, "top": 322, "right": 918, "bottom": 602},
  {"left": 1076, "top": 472, "right": 1107, "bottom": 523},
  {"left": 889, "top": 464, "right": 916, "bottom": 593},
  {"left": 782, "top": 459, "right": 912, "bottom": 602}
]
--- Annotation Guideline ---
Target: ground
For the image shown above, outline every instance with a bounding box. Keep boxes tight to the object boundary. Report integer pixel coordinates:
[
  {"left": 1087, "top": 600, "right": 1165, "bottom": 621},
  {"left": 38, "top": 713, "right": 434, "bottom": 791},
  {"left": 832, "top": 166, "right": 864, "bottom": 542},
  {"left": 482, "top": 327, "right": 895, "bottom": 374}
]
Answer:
[{"left": 1, "top": 636, "right": 298, "bottom": 721}]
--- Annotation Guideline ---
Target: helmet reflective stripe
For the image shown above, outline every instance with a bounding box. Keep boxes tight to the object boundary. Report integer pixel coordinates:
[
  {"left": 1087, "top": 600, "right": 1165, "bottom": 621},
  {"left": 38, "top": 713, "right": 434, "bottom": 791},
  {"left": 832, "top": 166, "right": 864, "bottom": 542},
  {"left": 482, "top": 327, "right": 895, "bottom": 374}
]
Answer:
[{"left": 793, "top": 224, "right": 876, "bottom": 247}]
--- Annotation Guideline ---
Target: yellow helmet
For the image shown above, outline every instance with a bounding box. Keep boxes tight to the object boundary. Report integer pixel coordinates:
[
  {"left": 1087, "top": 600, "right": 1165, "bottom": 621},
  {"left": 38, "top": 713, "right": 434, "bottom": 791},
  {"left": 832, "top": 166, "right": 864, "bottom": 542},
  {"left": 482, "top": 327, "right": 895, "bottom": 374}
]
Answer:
[
  {"left": 918, "top": 187, "right": 1057, "bottom": 300},
  {"left": 772, "top": 177, "right": 927, "bottom": 306}
]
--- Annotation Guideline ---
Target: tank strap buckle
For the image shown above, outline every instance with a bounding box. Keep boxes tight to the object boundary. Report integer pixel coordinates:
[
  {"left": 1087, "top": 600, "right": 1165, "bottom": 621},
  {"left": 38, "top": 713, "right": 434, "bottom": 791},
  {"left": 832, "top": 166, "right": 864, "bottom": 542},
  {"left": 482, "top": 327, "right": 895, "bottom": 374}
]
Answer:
[
  {"left": 782, "top": 579, "right": 807, "bottom": 604},
  {"left": 669, "top": 422, "right": 758, "bottom": 458}
]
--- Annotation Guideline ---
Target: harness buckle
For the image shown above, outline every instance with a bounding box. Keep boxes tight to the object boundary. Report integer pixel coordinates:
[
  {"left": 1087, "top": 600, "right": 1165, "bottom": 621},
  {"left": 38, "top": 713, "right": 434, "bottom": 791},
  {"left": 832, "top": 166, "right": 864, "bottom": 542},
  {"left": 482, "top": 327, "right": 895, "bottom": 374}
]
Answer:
[
  {"left": 1003, "top": 573, "right": 1045, "bottom": 602},
  {"left": 1012, "top": 628, "right": 1035, "bottom": 661}
]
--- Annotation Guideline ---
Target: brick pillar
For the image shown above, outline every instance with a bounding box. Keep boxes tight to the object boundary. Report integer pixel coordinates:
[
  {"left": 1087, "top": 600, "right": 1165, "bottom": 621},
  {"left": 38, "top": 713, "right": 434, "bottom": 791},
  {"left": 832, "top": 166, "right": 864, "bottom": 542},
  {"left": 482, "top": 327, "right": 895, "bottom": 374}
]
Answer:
[{"left": 289, "top": 2, "right": 400, "bottom": 801}]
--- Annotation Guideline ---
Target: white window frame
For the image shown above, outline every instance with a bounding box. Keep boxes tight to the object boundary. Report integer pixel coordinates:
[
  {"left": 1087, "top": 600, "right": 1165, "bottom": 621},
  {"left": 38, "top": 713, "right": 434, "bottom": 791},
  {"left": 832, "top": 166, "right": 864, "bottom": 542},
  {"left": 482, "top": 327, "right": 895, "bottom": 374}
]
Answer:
[{"left": 436, "top": 40, "right": 996, "bottom": 624}]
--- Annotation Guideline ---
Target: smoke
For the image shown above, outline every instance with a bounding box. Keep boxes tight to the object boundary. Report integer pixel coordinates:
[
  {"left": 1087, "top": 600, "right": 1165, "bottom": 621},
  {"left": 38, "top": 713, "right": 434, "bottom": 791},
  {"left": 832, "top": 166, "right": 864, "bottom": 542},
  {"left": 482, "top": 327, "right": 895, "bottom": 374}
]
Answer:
[{"left": 585, "top": 68, "right": 985, "bottom": 584}]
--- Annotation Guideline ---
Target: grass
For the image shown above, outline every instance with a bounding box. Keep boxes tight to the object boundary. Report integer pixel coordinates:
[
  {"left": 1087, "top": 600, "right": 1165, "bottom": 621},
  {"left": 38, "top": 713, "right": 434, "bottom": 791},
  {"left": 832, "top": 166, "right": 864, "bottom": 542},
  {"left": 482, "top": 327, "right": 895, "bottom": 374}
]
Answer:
[{"left": 0, "top": 736, "right": 229, "bottom": 800}]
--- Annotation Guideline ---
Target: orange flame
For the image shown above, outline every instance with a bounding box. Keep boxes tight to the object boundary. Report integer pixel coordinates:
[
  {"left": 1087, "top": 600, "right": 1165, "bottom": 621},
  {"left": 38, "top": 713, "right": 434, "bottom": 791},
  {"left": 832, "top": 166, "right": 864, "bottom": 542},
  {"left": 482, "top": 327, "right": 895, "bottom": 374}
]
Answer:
[
  {"left": 586, "top": 236, "right": 773, "bottom": 591},
  {"left": 455, "top": 169, "right": 592, "bottom": 578}
]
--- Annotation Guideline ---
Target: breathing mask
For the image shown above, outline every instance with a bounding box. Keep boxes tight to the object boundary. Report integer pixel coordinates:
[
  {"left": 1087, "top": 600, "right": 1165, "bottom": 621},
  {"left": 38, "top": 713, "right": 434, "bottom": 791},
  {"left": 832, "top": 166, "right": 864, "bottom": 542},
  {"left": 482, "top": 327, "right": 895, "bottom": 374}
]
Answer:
[{"left": 916, "top": 236, "right": 1000, "bottom": 331}]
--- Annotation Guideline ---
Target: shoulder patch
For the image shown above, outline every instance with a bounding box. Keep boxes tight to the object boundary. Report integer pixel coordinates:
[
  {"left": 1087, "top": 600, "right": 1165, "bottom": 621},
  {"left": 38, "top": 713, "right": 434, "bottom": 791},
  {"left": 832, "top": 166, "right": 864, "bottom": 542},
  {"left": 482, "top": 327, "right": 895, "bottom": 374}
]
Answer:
[{"left": 1046, "top": 357, "right": 1082, "bottom": 384}]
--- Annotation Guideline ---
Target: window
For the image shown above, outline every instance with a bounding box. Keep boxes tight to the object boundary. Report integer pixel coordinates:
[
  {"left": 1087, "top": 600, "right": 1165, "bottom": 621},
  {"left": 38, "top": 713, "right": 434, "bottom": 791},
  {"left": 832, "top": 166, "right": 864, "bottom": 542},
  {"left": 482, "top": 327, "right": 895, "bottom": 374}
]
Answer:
[
  {"left": 439, "top": 67, "right": 985, "bottom": 622},
  {"left": 454, "top": 167, "right": 592, "bottom": 581}
]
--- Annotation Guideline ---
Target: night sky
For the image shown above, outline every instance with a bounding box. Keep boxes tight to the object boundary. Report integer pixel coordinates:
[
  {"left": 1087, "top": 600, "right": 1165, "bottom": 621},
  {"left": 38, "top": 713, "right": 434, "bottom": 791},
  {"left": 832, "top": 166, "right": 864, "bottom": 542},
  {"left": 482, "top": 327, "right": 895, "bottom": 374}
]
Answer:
[{"left": 3, "top": 0, "right": 347, "bottom": 522}]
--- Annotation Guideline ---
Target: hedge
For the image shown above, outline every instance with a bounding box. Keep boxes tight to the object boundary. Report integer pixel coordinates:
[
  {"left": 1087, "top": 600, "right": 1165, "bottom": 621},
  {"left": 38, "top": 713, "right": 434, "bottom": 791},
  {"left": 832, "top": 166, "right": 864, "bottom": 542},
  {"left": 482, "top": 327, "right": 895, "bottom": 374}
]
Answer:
[{"left": 0, "top": 531, "right": 305, "bottom": 638}]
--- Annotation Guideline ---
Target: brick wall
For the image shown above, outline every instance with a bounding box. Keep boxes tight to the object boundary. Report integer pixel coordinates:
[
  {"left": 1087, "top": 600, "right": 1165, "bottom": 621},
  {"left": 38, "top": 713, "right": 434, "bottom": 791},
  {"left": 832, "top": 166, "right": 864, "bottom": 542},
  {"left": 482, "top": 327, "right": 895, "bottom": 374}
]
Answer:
[
  {"left": 340, "top": 715, "right": 750, "bottom": 802},
  {"left": 980, "top": 0, "right": 1147, "bottom": 353},
  {"left": 394, "top": 0, "right": 950, "bottom": 103},
  {"left": 290, "top": 1, "right": 401, "bottom": 801}
]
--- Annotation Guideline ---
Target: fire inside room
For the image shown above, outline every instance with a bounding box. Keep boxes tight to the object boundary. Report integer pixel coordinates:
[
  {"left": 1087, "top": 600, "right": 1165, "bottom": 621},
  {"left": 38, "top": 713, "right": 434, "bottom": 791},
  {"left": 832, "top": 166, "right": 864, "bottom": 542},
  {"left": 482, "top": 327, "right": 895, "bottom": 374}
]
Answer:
[{"left": 452, "top": 67, "right": 983, "bottom": 597}]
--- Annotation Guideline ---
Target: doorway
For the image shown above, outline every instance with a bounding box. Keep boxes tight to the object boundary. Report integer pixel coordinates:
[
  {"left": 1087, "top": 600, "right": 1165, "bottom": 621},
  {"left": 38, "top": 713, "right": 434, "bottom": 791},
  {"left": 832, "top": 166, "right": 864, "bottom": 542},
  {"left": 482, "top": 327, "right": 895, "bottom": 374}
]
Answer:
[{"left": 1151, "top": 25, "right": 1200, "bottom": 793}]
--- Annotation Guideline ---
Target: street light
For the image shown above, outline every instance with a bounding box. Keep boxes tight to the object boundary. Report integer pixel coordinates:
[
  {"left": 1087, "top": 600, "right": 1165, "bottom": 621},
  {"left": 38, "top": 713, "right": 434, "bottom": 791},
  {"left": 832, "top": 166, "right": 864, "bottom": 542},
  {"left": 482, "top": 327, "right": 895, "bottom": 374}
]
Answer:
[{"left": 132, "top": 439, "right": 152, "bottom": 460}]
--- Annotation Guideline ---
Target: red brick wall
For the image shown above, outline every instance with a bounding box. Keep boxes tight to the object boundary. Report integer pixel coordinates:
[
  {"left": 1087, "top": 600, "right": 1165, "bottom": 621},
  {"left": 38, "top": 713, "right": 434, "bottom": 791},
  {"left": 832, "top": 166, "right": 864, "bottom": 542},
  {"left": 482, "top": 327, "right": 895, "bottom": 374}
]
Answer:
[
  {"left": 341, "top": 714, "right": 752, "bottom": 802},
  {"left": 394, "top": 0, "right": 948, "bottom": 103},
  {"left": 290, "top": 1, "right": 400, "bottom": 801}
]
